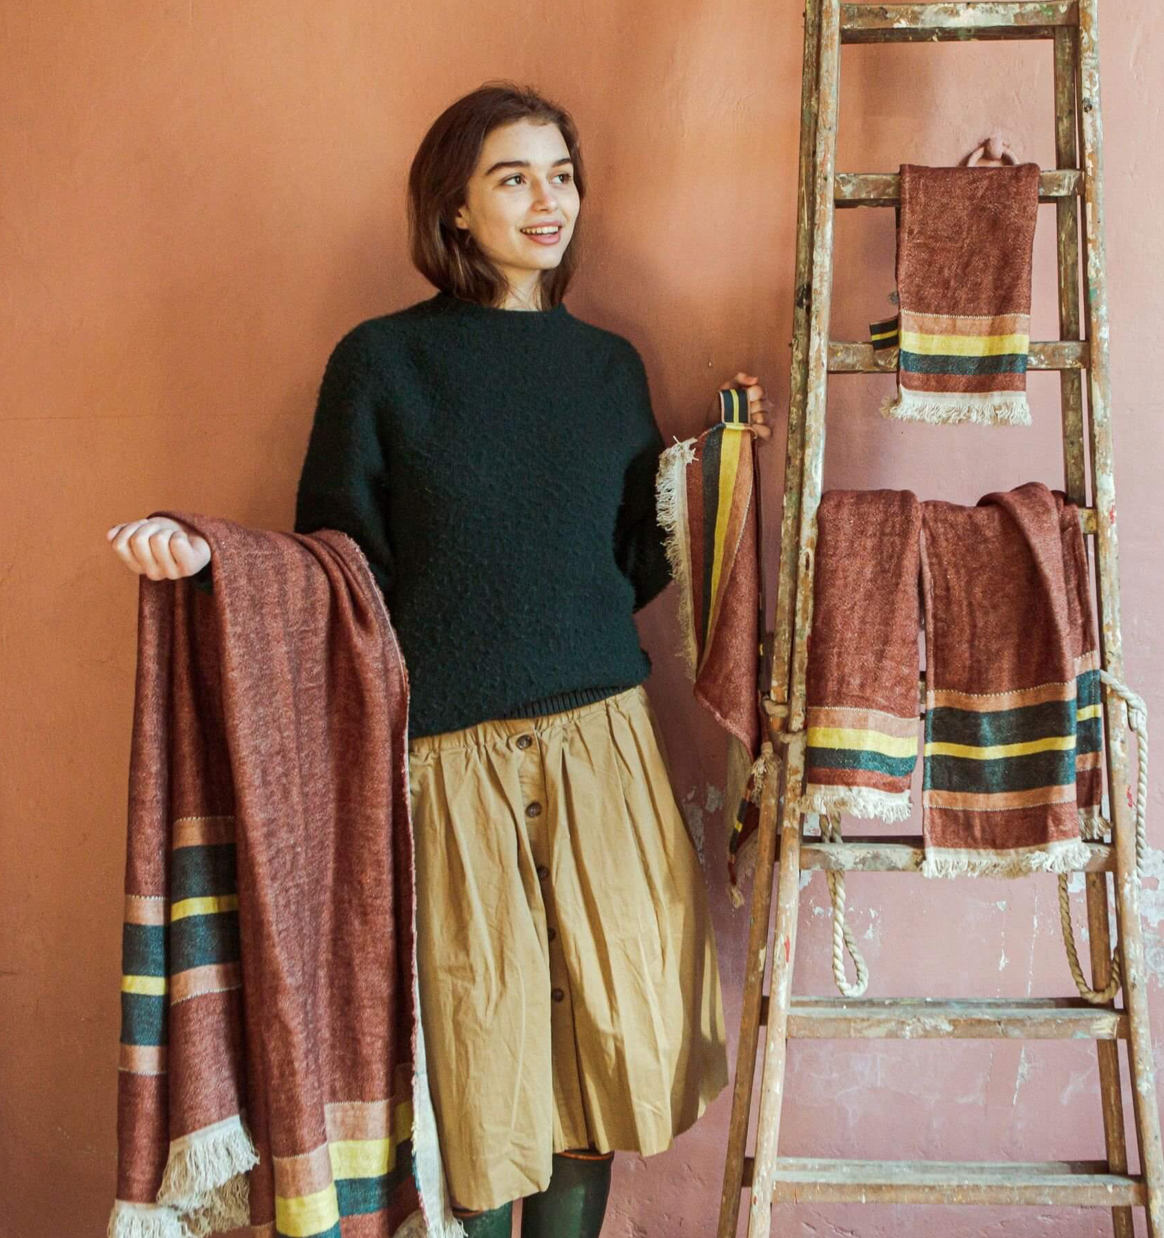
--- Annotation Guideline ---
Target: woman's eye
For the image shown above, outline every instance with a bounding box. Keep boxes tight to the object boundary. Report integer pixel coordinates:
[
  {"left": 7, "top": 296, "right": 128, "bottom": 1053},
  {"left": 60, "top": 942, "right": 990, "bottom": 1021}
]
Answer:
[{"left": 500, "top": 172, "right": 573, "bottom": 186}]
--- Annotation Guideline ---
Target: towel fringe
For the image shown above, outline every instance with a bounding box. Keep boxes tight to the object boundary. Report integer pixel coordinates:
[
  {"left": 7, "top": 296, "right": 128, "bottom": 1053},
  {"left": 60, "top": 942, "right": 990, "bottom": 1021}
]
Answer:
[
  {"left": 728, "top": 833, "right": 759, "bottom": 910},
  {"left": 655, "top": 438, "right": 699, "bottom": 680},
  {"left": 880, "top": 390, "right": 1032, "bottom": 426},
  {"left": 107, "top": 1201, "right": 188, "bottom": 1238},
  {"left": 1079, "top": 807, "right": 1108, "bottom": 841},
  {"left": 392, "top": 1208, "right": 436, "bottom": 1238},
  {"left": 920, "top": 840, "right": 1094, "bottom": 880},
  {"left": 147, "top": 1114, "right": 258, "bottom": 1233},
  {"left": 408, "top": 1011, "right": 464, "bottom": 1238},
  {"left": 798, "top": 787, "right": 913, "bottom": 824}
]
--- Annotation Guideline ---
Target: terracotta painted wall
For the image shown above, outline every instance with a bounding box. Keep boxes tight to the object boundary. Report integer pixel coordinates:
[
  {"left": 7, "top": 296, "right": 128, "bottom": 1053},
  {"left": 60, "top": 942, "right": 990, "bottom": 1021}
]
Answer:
[{"left": 3, "top": 2, "right": 1162, "bottom": 1235}]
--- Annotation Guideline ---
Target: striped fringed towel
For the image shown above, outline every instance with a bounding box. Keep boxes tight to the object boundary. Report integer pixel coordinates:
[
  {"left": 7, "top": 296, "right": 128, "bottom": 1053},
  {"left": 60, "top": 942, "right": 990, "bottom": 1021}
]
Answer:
[
  {"left": 656, "top": 422, "right": 765, "bottom": 904},
  {"left": 108, "top": 513, "right": 462, "bottom": 1238},
  {"left": 803, "top": 490, "right": 922, "bottom": 824},
  {"left": 881, "top": 162, "right": 1040, "bottom": 426},
  {"left": 803, "top": 484, "right": 1103, "bottom": 876},
  {"left": 919, "top": 483, "right": 1103, "bottom": 876}
]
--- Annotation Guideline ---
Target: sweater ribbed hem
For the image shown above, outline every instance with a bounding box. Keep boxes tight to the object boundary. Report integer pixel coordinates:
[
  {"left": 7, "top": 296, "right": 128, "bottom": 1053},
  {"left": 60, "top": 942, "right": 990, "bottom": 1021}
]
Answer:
[{"left": 499, "top": 684, "right": 638, "bottom": 721}]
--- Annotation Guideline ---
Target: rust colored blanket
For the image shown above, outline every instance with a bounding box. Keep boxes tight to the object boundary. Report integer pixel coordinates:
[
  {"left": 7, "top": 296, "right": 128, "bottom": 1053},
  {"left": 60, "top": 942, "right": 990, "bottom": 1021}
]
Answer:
[
  {"left": 881, "top": 163, "right": 1040, "bottom": 426},
  {"left": 108, "top": 513, "right": 460, "bottom": 1238}
]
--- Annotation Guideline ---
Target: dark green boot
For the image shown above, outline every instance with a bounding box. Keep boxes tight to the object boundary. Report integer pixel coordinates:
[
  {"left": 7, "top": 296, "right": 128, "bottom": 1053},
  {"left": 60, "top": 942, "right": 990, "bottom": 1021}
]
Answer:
[
  {"left": 456, "top": 1200, "right": 514, "bottom": 1238},
  {"left": 520, "top": 1150, "right": 613, "bottom": 1238}
]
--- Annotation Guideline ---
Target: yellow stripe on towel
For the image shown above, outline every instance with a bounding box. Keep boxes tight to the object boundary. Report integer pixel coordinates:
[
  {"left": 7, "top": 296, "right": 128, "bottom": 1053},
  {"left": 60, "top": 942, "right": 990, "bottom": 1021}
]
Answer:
[
  {"left": 707, "top": 427, "right": 744, "bottom": 638},
  {"left": 807, "top": 726, "right": 919, "bottom": 758},
  {"left": 924, "top": 735, "right": 1076, "bottom": 760},
  {"left": 330, "top": 1136, "right": 395, "bottom": 1179},
  {"left": 121, "top": 974, "right": 167, "bottom": 995},
  {"left": 170, "top": 894, "right": 239, "bottom": 922},
  {"left": 900, "top": 331, "right": 1030, "bottom": 357},
  {"left": 275, "top": 1182, "right": 341, "bottom": 1238}
]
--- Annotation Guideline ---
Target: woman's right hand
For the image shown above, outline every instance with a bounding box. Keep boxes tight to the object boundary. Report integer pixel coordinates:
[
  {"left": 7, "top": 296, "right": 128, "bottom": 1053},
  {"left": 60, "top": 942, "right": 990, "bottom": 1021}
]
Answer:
[{"left": 106, "top": 517, "right": 211, "bottom": 581}]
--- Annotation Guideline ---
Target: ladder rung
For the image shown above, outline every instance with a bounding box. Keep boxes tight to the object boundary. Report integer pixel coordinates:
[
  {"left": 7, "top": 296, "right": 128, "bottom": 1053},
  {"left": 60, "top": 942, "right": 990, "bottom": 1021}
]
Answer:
[
  {"left": 750, "top": 1157, "right": 1144, "bottom": 1207},
  {"left": 797, "top": 835, "right": 1112, "bottom": 873},
  {"left": 775, "top": 996, "right": 1126, "bottom": 1039},
  {"left": 836, "top": 170, "right": 1082, "bottom": 207},
  {"left": 841, "top": 3, "right": 1078, "bottom": 44},
  {"left": 829, "top": 340, "right": 1087, "bottom": 372}
]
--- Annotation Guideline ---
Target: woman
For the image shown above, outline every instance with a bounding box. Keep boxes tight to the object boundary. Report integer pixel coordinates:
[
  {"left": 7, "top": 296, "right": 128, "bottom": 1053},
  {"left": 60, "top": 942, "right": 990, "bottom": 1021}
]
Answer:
[{"left": 107, "top": 81, "right": 772, "bottom": 1238}]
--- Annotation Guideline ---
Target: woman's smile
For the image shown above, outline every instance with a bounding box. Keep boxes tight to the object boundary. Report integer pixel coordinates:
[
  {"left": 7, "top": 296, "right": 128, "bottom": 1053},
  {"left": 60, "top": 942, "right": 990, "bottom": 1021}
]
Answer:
[{"left": 520, "top": 223, "right": 564, "bottom": 245}]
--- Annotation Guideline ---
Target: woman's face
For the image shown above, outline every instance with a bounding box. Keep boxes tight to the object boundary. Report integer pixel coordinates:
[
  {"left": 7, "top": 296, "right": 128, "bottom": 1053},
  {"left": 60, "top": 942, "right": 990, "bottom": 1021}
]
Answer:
[{"left": 453, "top": 119, "right": 580, "bottom": 296}]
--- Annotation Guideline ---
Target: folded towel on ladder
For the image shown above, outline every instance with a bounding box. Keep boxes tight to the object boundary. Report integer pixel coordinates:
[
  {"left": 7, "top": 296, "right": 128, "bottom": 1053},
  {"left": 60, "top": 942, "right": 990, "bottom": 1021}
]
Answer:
[
  {"left": 804, "top": 483, "right": 1104, "bottom": 877},
  {"left": 920, "top": 482, "right": 1104, "bottom": 875},
  {"left": 881, "top": 162, "right": 1041, "bottom": 426}
]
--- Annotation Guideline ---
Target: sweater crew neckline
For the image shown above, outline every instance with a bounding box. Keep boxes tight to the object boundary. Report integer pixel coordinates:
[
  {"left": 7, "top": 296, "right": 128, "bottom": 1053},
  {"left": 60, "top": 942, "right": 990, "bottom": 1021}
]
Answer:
[{"left": 430, "top": 289, "right": 570, "bottom": 325}]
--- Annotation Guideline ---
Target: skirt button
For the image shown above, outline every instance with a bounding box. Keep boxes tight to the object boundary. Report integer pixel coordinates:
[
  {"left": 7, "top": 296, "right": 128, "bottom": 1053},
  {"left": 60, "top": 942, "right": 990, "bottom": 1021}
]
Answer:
[{"left": 551, "top": 987, "right": 565, "bottom": 1003}]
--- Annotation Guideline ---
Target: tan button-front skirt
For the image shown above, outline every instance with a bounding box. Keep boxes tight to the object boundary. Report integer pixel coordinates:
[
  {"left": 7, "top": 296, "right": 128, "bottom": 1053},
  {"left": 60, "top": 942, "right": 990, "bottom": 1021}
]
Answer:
[{"left": 408, "top": 684, "right": 729, "bottom": 1212}]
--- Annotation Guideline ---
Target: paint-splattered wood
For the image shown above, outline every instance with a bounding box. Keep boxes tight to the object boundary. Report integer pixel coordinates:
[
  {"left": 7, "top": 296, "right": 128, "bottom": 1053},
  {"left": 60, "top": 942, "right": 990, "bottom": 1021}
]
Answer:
[
  {"left": 1053, "top": 30, "right": 1087, "bottom": 503},
  {"left": 756, "top": 1158, "right": 1145, "bottom": 1207},
  {"left": 776, "top": 996, "right": 1127, "bottom": 1039},
  {"left": 715, "top": 2, "right": 826, "bottom": 1237},
  {"left": 828, "top": 340, "right": 1087, "bottom": 371},
  {"left": 797, "top": 836, "right": 1113, "bottom": 873},
  {"left": 835, "top": 169, "right": 1081, "bottom": 206},
  {"left": 1076, "top": 0, "right": 1164, "bottom": 1227},
  {"left": 841, "top": 2, "right": 1077, "bottom": 43}
]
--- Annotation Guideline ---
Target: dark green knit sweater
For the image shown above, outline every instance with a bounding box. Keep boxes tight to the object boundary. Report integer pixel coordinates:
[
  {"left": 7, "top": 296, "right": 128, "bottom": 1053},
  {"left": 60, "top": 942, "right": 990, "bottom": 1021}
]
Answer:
[{"left": 193, "top": 289, "right": 674, "bottom": 737}]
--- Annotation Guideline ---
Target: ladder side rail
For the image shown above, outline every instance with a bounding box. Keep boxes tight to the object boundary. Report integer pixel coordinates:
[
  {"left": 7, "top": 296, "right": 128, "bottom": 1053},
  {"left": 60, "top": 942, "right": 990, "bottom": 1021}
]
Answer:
[
  {"left": 1076, "top": 2, "right": 1164, "bottom": 1231},
  {"left": 746, "top": 742, "right": 807, "bottom": 1238},
  {"left": 716, "top": 0, "right": 825, "bottom": 1229},
  {"left": 1054, "top": 21, "right": 1133, "bottom": 1238},
  {"left": 1076, "top": 5, "right": 1164, "bottom": 1233},
  {"left": 787, "top": 0, "right": 841, "bottom": 738},
  {"left": 747, "top": 0, "right": 842, "bottom": 1232},
  {"left": 1054, "top": 26, "right": 1087, "bottom": 504},
  {"left": 768, "top": 0, "right": 824, "bottom": 716}
]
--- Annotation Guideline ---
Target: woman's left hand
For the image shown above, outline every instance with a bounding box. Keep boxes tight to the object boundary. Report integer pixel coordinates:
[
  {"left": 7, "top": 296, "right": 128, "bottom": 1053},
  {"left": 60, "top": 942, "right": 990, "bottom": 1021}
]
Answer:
[{"left": 709, "top": 372, "right": 774, "bottom": 440}]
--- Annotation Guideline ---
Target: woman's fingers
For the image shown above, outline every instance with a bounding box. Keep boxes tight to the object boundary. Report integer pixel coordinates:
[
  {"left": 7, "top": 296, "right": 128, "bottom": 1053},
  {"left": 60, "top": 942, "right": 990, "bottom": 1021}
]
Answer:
[
  {"left": 149, "top": 528, "right": 183, "bottom": 579},
  {"left": 712, "top": 375, "right": 776, "bottom": 441},
  {"left": 107, "top": 517, "right": 208, "bottom": 580},
  {"left": 170, "top": 531, "right": 211, "bottom": 574},
  {"left": 127, "top": 521, "right": 175, "bottom": 580}
]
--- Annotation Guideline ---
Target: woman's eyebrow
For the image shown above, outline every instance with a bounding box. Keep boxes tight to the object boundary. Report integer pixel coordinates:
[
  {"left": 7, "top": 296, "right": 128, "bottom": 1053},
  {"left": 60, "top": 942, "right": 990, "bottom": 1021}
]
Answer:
[{"left": 484, "top": 156, "right": 574, "bottom": 176}]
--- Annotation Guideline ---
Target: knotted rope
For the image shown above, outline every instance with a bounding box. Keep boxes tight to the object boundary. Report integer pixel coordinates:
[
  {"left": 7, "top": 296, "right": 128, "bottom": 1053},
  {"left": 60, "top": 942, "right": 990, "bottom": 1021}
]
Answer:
[{"left": 820, "top": 811, "right": 870, "bottom": 997}]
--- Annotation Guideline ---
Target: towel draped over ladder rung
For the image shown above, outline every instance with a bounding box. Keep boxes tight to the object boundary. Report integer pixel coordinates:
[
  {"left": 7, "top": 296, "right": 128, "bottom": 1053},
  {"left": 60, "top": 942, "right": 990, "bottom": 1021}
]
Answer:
[
  {"left": 829, "top": 339, "right": 1089, "bottom": 372},
  {"left": 836, "top": 169, "right": 1083, "bottom": 205}
]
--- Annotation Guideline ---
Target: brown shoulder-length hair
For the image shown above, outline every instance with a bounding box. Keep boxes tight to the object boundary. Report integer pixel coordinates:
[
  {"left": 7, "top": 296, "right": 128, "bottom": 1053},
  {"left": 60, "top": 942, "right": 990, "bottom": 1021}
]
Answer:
[{"left": 407, "top": 81, "right": 586, "bottom": 309}]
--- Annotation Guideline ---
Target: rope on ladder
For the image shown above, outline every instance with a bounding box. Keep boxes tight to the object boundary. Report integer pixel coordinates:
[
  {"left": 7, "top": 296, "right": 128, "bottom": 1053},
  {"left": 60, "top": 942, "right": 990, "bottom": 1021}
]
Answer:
[
  {"left": 821, "top": 811, "right": 869, "bottom": 997},
  {"left": 1057, "top": 669, "right": 1149, "bottom": 1005}
]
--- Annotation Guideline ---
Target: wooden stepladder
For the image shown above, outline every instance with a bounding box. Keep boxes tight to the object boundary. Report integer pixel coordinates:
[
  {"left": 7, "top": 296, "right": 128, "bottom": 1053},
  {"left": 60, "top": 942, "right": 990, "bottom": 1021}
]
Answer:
[{"left": 717, "top": 3, "right": 1164, "bottom": 1236}]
